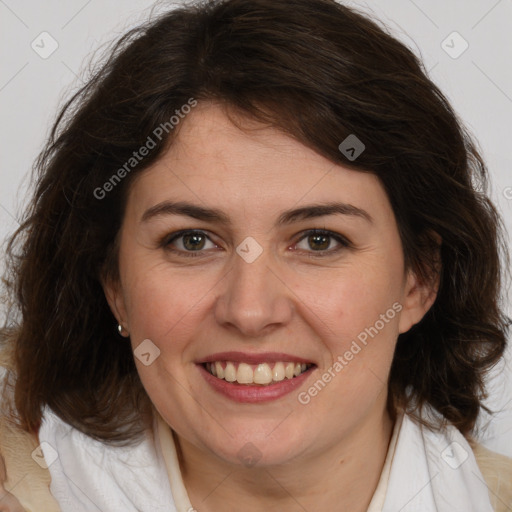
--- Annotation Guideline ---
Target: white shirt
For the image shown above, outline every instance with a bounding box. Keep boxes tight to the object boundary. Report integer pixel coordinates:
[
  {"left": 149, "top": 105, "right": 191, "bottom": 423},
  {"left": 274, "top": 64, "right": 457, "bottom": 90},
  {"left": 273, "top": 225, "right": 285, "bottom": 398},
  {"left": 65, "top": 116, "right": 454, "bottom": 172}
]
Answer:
[{"left": 40, "top": 406, "right": 494, "bottom": 511}]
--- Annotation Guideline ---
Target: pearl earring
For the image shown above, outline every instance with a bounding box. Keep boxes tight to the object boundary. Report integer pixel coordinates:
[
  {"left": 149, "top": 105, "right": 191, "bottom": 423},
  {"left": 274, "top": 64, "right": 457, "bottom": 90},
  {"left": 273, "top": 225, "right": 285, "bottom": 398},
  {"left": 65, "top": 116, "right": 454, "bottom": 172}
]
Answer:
[{"left": 117, "top": 324, "right": 129, "bottom": 337}]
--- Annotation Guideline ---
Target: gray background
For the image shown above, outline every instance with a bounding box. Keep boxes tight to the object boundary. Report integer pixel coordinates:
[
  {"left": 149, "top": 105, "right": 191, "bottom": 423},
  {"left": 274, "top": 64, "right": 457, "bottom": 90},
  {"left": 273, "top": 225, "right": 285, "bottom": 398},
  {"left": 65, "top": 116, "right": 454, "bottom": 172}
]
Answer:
[{"left": 1, "top": 0, "right": 511, "bottom": 455}]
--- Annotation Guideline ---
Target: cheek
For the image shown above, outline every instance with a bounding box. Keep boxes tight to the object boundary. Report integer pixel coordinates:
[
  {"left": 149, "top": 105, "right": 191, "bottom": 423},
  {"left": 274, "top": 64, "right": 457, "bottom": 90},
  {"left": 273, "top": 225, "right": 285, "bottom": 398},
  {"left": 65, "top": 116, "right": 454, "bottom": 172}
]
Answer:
[
  {"left": 301, "top": 258, "right": 403, "bottom": 398},
  {"left": 302, "top": 268, "right": 401, "bottom": 414},
  {"left": 123, "top": 269, "right": 205, "bottom": 411},
  {"left": 123, "top": 263, "right": 207, "bottom": 338},
  {"left": 311, "top": 262, "right": 402, "bottom": 337}
]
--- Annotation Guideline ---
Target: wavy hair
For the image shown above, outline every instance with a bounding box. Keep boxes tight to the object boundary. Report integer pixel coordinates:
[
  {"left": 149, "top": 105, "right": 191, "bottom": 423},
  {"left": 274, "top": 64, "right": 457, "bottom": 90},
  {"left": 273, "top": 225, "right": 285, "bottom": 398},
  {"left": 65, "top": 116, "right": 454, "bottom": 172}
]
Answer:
[{"left": 1, "top": 0, "right": 509, "bottom": 443}]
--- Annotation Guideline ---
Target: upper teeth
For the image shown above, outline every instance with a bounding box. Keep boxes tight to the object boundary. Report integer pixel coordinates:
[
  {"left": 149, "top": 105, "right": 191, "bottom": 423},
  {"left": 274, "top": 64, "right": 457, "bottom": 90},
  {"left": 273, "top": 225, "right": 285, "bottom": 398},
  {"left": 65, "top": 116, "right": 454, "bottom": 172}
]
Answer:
[{"left": 205, "top": 361, "right": 312, "bottom": 385}]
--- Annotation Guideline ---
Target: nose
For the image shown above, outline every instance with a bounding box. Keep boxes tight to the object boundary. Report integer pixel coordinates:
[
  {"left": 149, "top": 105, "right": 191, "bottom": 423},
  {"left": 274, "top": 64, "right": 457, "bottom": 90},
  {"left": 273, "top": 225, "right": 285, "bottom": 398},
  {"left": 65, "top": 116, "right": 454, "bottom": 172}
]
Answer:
[{"left": 214, "top": 244, "right": 294, "bottom": 338}]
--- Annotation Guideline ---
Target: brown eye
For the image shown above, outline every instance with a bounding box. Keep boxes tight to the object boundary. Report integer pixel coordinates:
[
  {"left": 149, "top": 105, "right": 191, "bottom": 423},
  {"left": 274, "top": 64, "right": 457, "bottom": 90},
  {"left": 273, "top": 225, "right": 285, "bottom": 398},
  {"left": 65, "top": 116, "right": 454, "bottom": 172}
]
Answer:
[
  {"left": 306, "top": 233, "right": 331, "bottom": 251},
  {"left": 162, "top": 230, "right": 219, "bottom": 257},
  {"left": 294, "top": 229, "right": 351, "bottom": 256},
  {"left": 181, "top": 232, "right": 207, "bottom": 251}
]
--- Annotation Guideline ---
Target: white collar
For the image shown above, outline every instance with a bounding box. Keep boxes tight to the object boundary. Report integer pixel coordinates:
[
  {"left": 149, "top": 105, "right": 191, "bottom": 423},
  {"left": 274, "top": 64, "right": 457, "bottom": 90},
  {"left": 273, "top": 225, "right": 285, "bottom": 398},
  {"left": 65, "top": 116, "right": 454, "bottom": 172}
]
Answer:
[{"left": 40, "top": 406, "right": 494, "bottom": 511}]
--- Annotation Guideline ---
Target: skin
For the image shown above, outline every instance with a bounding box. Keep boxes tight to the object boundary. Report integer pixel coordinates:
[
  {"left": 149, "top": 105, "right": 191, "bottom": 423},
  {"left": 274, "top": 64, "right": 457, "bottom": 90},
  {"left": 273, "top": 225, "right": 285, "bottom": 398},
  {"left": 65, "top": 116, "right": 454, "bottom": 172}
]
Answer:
[{"left": 104, "top": 101, "right": 438, "bottom": 512}]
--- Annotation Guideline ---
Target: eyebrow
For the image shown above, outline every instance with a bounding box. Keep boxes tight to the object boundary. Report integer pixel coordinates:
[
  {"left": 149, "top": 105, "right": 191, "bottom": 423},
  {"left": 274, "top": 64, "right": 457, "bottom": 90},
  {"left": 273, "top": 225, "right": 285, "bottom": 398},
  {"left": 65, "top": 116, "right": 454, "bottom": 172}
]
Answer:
[{"left": 140, "top": 200, "right": 373, "bottom": 225}]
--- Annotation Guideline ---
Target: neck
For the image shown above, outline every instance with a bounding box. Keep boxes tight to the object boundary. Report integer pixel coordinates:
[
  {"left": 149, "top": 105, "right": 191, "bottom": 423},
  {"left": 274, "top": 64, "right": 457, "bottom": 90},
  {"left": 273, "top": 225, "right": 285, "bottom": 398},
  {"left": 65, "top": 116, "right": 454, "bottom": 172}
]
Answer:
[{"left": 174, "top": 402, "right": 395, "bottom": 512}]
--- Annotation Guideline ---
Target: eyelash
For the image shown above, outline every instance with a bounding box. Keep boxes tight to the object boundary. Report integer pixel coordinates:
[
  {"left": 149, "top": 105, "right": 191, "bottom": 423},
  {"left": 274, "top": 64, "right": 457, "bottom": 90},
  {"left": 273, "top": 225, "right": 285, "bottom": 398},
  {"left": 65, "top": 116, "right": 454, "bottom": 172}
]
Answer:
[{"left": 160, "top": 229, "right": 352, "bottom": 259}]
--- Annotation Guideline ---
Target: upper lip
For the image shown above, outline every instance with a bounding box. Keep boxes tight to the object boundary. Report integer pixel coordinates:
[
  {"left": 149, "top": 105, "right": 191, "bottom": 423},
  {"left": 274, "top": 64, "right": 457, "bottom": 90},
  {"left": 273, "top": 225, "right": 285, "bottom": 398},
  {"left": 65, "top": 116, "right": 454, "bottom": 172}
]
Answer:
[{"left": 197, "top": 351, "right": 315, "bottom": 365}]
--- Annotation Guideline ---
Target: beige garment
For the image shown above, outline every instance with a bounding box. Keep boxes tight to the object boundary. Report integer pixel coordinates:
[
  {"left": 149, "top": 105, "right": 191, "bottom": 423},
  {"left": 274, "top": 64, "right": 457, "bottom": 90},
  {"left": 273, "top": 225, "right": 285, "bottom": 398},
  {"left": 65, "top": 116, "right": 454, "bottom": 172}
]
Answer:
[
  {"left": 0, "top": 414, "right": 60, "bottom": 512},
  {"left": 1, "top": 409, "right": 511, "bottom": 511},
  {"left": 469, "top": 438, "right": 512, "bottom": 512},
  {"left": 0, "top": 346, "right": 60, "bottom": 512}
]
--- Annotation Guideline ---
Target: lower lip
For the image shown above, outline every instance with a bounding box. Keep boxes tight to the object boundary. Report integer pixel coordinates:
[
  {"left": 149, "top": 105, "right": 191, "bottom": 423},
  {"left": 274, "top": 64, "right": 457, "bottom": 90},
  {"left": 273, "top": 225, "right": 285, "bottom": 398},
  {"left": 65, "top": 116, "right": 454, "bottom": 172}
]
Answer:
[{"left": 197, "top": 363, "right": 315, "bottom": 403}]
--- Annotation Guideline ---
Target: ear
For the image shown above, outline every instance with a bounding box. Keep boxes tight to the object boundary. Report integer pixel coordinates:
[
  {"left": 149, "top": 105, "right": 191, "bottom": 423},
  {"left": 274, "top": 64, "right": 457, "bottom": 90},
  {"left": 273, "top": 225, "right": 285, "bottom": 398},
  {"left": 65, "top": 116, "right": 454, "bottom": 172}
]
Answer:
[
  {"left": 398, "top": 234, "right": 441, "bottom": 334},
  {"left": 101, "top": 275, "right": 129, "bottom": 331}
]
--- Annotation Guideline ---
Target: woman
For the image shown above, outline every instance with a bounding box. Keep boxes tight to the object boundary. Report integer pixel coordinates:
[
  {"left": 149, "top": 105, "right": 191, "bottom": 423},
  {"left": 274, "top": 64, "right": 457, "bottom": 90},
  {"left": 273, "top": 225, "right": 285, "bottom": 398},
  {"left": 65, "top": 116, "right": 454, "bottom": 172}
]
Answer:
[{"left": 1, "top": 0, "right": 511, "bottom": 510}]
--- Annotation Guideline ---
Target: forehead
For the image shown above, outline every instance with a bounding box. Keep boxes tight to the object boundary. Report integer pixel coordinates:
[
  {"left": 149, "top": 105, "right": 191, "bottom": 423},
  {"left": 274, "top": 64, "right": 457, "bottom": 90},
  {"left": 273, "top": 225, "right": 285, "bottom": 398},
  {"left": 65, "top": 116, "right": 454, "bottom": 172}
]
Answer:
[{"left": 125, "top": 102, "right": 393, "bottom": 228}]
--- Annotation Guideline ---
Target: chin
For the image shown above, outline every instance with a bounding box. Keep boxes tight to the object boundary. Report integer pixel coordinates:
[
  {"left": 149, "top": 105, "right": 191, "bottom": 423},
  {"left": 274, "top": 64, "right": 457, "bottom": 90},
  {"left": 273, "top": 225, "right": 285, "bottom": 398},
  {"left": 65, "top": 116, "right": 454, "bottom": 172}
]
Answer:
[{"left": 204, "top": 424, "right": 309, "bottom": 468}]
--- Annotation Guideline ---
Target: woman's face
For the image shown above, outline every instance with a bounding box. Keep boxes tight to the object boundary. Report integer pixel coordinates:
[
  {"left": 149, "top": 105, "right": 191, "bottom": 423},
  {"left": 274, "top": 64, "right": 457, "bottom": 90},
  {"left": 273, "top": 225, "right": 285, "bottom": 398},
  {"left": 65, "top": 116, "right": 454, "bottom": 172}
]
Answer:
[{"left": 104, "top": 102, "right": 435, "bottom": 467}]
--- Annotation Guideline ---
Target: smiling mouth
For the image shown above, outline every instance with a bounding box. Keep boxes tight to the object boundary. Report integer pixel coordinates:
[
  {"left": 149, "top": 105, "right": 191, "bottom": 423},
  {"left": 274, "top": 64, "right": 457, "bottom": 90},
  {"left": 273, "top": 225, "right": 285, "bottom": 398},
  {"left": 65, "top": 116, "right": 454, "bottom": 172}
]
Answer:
[{"left": 203, "top": 361, "right": 315, "bottom": 386}]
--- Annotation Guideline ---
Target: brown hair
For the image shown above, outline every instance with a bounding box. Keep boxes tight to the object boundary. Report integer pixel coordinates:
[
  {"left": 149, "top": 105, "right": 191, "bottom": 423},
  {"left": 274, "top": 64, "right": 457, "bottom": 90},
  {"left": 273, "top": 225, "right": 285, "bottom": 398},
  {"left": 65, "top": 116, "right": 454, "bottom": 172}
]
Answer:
[{"left": 1, "top": 0, "right": 509, "bottom": 443}]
